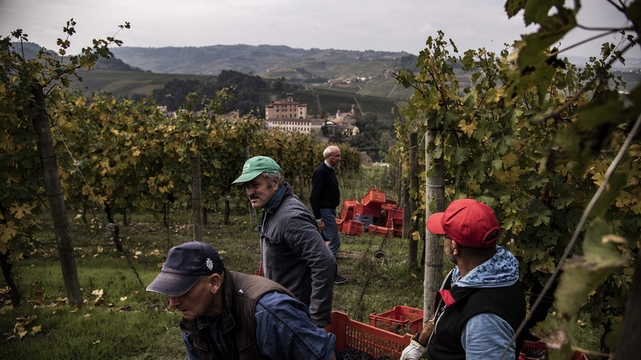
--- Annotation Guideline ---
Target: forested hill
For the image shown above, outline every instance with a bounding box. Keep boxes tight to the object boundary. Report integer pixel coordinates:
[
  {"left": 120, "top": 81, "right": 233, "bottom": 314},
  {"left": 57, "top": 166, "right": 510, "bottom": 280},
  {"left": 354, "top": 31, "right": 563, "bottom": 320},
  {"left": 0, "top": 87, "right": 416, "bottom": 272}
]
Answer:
[{"left": 110, "top": 44, "right": 417, "bottom": 78}]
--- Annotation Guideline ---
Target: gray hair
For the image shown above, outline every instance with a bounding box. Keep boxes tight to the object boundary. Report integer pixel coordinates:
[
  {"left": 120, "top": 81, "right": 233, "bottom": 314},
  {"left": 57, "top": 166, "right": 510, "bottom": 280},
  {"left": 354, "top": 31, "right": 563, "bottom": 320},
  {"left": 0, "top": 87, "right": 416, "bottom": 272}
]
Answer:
[
  {"left": 323, "top": 145, "right": 340, "bottom": 159},
  {"left": 261, "top": 171, "right": 283, "bottom": 187}
]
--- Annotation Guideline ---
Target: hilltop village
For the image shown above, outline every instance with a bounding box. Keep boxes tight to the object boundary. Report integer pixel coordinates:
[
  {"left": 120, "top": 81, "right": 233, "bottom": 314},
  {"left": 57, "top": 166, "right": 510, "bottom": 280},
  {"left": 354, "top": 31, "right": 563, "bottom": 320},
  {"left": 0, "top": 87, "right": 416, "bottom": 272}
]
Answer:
[
  {"left": 158, "top": 93, "right": 359, "bottom": 139},
  {"left": 264, "top": 94, "right": 359, "bottom": 138}
]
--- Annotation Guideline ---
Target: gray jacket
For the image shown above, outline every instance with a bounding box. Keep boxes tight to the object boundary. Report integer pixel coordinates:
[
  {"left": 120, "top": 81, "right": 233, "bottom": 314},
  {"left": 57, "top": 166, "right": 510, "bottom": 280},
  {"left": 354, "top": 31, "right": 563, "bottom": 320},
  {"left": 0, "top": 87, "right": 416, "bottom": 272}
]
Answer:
[{"left": 258, "top": 183, "right": 336, "bottom": 326}]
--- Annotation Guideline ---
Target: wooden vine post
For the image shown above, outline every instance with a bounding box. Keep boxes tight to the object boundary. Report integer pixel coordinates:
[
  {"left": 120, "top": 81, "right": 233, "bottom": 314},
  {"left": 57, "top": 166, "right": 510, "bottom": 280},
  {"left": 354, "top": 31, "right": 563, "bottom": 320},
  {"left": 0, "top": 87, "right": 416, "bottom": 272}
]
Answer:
[
  {"left": 191, "top": 155, "right": 203, "bottom": 242},
  {"left": 423, "top": 129, "right": 445, "bottom": 319},
  {"left": 31, "top": 83, "right": 83, "bottom": 306},
  {"left": 408, "top": 132, "right": 419, "bottom": 269}
]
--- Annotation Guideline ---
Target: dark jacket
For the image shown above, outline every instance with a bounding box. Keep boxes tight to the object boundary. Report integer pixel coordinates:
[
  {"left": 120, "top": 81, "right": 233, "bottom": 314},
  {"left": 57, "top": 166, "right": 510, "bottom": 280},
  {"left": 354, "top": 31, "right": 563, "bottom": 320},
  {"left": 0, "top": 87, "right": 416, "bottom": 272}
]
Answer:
[
  {"left": 260, "top": 182, "right": 336, "bottom": 326},
  {"left": 180, "top": 271, "right": 292, "bottom": 360},
  {"left": 309, "top": 162, "right": 340, "bottom": 219}
]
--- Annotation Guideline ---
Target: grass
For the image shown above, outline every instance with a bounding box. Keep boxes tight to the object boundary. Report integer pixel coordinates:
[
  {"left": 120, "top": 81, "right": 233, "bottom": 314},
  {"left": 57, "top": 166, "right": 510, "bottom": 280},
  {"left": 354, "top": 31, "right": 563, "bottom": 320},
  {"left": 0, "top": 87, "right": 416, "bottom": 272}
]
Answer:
[
  {"left": 0, "top": 224, "right": 424, "bottom": 359},
  {"left": 75, "top": 70, "right": 217, "bottom": 97},
  {"left": 2, "top": 254, "right": 185, "bottom": 359}
]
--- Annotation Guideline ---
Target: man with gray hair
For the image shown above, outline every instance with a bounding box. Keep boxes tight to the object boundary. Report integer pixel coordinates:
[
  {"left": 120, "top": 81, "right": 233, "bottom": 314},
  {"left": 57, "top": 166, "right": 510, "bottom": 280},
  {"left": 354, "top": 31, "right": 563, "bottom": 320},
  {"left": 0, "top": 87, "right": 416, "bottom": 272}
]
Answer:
[
  {"left": 232, "top": 156, "right": 336, "bottom": 327},
  {"left": 310, "top": 145, "right": 346, "bottom": 284}
]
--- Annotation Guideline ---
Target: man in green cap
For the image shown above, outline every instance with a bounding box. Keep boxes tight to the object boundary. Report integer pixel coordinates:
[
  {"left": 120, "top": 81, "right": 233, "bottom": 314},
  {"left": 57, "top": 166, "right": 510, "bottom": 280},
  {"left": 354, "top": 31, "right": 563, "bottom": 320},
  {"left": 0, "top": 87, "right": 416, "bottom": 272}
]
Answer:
[{"left": 232, "top": 156, "right": 337, "bottom": 327}]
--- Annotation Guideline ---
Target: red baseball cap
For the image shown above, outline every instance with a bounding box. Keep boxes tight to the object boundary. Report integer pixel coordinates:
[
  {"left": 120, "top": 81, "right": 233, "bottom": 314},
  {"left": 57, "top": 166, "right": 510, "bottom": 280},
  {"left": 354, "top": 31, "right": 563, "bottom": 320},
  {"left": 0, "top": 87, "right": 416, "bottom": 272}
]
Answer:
[{"left": 426, "top": 199, "right": 500, "bottom": 248}]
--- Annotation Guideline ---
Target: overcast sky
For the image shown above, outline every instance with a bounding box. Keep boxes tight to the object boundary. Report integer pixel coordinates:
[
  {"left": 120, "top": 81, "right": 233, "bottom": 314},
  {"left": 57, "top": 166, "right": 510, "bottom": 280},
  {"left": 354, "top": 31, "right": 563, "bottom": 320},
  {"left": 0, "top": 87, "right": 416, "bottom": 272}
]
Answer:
[{"left": 0, "top": 0, "right": 635, "bottom": 60}]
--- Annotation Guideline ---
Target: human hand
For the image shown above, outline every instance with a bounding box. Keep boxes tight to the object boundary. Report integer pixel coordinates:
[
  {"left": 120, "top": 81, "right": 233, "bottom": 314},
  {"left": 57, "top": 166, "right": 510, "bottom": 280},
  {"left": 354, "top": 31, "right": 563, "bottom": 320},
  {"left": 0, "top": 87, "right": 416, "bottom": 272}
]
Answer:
[
  {"left": 317, "top": 219, "right": 325, "bottom": 231},
  {"left": 400, "top": 339, "right": 427, "bottom": 360}
]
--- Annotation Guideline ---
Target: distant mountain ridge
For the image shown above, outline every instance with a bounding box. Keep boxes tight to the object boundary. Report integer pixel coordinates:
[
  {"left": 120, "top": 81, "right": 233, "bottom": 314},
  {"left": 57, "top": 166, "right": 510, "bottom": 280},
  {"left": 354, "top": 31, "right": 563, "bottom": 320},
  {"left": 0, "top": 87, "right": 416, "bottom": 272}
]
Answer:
[{"left": 110, "top": 44, "right": 413, "bottom": 76}]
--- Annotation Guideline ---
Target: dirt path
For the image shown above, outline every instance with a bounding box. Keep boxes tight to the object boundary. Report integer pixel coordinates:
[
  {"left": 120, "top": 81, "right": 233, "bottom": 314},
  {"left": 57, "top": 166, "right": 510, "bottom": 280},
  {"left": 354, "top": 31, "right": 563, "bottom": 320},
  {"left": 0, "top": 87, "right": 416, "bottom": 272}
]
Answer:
[
  {"left": 353, "top": 97, "right": 365, "bottom": 116},
  {"left": 386, "top": 84, "right": 397, "bottom": 98}
]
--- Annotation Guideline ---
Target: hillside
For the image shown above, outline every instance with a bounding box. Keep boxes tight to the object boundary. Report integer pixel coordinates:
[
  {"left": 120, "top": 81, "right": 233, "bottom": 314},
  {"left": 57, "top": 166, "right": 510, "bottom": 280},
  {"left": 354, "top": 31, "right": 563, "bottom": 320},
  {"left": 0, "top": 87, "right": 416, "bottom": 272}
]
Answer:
[
  {"left": 73, "top": 43, "right": 641, "bottom": 126},
  {"left": 66, "top": 45, "right": 416, "bottom": 117},
  {"left": 110, "top": 45, "right": 414, "bottom": 77},
  {"left": 106, "top": 45, "right": 417, "bottom": 101}
]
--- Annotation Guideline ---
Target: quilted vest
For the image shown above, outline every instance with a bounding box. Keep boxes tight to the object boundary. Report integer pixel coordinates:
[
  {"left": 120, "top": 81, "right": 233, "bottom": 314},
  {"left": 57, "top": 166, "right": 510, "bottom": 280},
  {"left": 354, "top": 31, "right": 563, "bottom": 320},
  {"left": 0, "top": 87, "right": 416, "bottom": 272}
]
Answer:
[
  {"left": 180, "top": 271, "right": 292, "bottom": 360},
  {"left": 427, "top": 280, "right": 526, "bottom": 360}
]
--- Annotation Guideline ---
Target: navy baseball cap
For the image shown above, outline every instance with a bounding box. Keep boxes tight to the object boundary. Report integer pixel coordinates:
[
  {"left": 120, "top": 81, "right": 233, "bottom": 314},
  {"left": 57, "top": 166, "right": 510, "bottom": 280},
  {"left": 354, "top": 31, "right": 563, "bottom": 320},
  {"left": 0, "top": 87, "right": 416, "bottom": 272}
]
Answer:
[{"left": 146, "top": 242, "right": 224, "bottom": 297}]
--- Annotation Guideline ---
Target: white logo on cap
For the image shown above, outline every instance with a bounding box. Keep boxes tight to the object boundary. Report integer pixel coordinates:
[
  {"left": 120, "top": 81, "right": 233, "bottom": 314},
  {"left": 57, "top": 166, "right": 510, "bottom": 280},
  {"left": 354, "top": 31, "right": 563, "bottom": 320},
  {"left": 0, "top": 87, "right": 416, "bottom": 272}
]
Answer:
[
  {"left": 206, "top": 258, "right": 214, "bottom": 270},
  {"left": 243, "top": 163, "right": 250, "bottom": 172}
]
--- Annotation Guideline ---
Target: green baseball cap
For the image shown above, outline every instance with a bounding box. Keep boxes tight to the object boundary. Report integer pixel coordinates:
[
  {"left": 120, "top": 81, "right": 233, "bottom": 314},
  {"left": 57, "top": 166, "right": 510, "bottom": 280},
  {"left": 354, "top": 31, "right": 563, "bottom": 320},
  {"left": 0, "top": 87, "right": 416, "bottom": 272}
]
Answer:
[{"left": 232, "top": 156, "right": 281, "bottom": 184}]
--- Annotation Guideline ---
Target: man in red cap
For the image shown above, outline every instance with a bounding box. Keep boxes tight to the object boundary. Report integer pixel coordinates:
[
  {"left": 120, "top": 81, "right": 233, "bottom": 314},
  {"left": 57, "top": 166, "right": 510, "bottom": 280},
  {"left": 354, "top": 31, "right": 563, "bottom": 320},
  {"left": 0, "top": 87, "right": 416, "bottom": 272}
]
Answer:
[{"left": 401, "top": 199, "right": 526, "bottom": 360}]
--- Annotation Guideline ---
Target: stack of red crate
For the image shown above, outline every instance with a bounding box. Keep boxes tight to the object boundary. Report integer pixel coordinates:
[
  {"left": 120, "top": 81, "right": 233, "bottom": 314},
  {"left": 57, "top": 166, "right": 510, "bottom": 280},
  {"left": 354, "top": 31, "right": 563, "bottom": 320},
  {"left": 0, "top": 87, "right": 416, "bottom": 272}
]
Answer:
[
  {"left": 365, "top": 202, "right": 402, "bottom": 238},
  {"left": 337, "top": 191, "right": 404, "bottom": 237}
]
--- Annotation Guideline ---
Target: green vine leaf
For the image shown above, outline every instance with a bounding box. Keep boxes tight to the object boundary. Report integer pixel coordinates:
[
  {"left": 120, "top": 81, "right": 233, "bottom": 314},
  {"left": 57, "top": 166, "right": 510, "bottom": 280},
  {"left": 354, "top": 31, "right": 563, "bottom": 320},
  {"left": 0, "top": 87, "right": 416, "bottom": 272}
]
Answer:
[
  {"left": 555, "top": 219, "right": 629, "bottom": 319},
  {"left": 575, "top": 91, "right": 624, "bottom": 131},
  {"left": 523, "top": 0, "right": 563, "bottom": 26},
  {"left": 504, "top": 0, "right": 527, "bottom": 19}
]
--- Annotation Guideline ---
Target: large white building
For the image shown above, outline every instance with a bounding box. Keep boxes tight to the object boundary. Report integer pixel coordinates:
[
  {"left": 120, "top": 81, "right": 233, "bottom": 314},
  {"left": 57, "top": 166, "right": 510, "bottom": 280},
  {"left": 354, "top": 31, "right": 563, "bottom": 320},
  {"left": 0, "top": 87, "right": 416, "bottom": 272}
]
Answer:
[
  {"left": 264, "top": 94, "right": 324, "bottom": 134},
  {"left": 265, "top": 117, "right": 325, "bottom": 133},
  {"left": 265, "top": 93, "right": 307, "bottom": 119},
  {"left": 264, "top": 93, "right": 359, "bottom": 137}
]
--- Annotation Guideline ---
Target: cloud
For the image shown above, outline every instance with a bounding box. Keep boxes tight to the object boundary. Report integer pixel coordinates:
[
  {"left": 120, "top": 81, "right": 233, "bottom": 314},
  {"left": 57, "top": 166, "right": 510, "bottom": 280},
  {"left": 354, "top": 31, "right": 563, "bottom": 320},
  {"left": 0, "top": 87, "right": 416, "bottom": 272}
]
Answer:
[{"left": 0, "top": 0, "right": 636, "bottom": 59}]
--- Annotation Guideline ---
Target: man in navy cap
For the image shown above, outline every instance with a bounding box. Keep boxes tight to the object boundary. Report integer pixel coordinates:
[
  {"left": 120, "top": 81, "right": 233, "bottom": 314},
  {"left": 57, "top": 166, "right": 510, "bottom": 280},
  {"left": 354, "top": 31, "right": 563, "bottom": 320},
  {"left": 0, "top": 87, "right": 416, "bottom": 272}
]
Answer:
[
  {"left": 232, "top": 156, "right": 336, "bottom": 327},
  {"left": 147, "top": 241, "right": 336, "bottom": 360},
  {"left": 401, "top": 199, "right": 526, "bottom": 360}
]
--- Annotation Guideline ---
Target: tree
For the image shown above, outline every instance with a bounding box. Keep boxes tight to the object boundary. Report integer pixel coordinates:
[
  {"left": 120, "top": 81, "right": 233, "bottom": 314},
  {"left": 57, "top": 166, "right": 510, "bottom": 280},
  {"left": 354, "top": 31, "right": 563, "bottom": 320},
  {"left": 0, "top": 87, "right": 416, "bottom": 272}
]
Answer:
[
  {"left": 394, "top": 1, "right": 640, "bottom": 357},
  {"left": 0, "top": 20, "right": 129, "bottom": 306}
]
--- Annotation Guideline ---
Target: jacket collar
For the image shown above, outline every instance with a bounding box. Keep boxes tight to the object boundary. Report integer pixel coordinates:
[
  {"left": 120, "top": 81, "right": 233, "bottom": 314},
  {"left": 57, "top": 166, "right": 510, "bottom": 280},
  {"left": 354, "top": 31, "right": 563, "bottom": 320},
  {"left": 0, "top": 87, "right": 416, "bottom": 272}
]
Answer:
[{"left": 264, "top": 183, "right": 291, "bottom": 214}]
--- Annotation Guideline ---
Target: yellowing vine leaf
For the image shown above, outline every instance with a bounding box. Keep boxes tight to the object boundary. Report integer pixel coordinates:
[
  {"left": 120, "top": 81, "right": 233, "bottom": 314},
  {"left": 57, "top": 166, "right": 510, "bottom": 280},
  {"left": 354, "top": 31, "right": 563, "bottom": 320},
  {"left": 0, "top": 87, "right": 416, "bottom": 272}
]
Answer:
[
  {"left": 30, "top": 325, "right": 42, "bottom": 335},
  {"left": 0, "top": 222, "right": 18, "bottom": 246},
  {"left": 459, "top": 121, "right": 477, "bottom": 136},
  {"left": 10, "top": 203, "right": 33, "bottom": 219}
]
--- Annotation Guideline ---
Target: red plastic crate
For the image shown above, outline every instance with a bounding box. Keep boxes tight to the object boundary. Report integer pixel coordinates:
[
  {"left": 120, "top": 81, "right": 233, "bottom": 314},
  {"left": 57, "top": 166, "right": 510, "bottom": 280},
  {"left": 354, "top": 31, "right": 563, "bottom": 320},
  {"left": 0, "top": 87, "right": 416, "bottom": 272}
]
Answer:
[
  {"left": 385, "top": 208, "right": 404, "bottom": 227},
  {"left": 354, "top": 203, "right": 382, "bottom": 217},
  {"left": 326, "top": 311, "right": 412, "bottom": 359},
  {"left": 342, "top": 220, "right": 364, "bottom": 236},
  {"left": 336, "top": 218, "right": 344, "bottom": 231},
  {"left": 381, "top": 201, "right": 397, "bottom": 211},
  {"left": 340, "top": 199, "right": 359, "bottom": 221},
  {"left": 362, "top": 189, "right": 386, "bottom": 206},
  {"left": 518, "top": 340, "right": 587, "bottom": 360},
  {"left": 369, "top": 306, "right": 424, "bottom": 334},
  {"left": 368, "top": 224, "right": 395, "bottom": 238}
]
